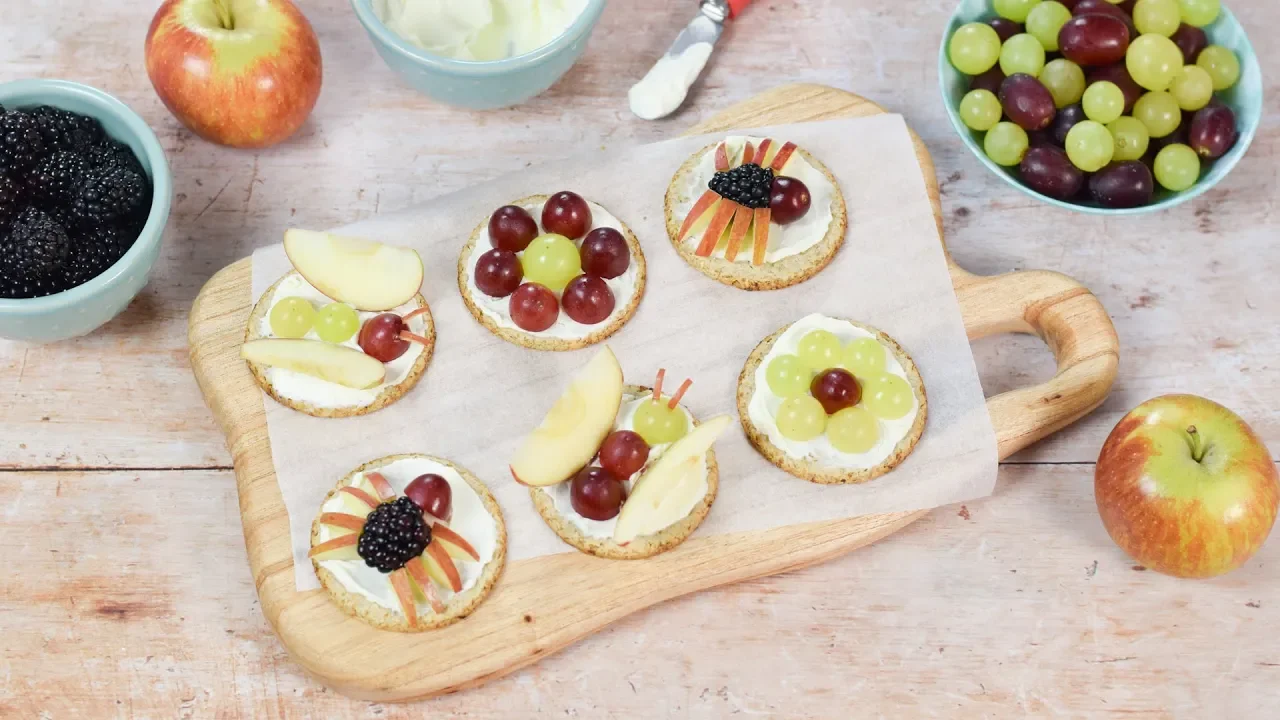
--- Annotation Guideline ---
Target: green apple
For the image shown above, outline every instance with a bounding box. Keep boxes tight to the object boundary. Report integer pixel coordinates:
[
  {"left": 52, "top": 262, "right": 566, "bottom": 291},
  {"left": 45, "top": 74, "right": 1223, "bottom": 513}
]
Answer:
[{"left": 1095, "top": 394, "right": 1278, "bottom": 578}]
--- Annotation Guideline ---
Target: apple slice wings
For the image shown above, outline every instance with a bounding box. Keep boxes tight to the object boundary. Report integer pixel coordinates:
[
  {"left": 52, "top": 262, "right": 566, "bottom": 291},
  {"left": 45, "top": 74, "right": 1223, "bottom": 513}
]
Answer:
[
  {"left": 308, "top": 534, "right": 360, "bottom": 561},
  {"left": 754, "top": 138, "right": 774, "bottom": 166},
  {"left": 423, "top": 542, "right": 463, "bottom": 592},
  {"left": 364, "top": 472, "right": 396, "bottom": 501},
  {"left": 318, "top": 512, "right": 366, "bottom": 534},
  {"left": 770, "top": 142, "right": 797, "bottom": 172},
  {"left": 283, "top": 229, "right": 424, "bottom": 311},
  {"left": 338, "top": 485, "right": 379, "bottom": 511},
  {"left": 722, "top": 205, "right": 754, "bottom": 263},
  {"left": 431, "top": 523, "right": 480, "bottom": 562},
  {"left": 678, "top": 190, "right": 721, "bottom": 243},
  {"left": 388, "top": 568, "right": 418, "bottom": 627},
  {"left": 713, "top": 142, "right": 730, "bottom": 172},
  {"left": 751, "top": 207, "right": 772, "bottom": 266},
  {"left": 405, "top": 558, "right": 447, "bottom": 614},
  {"left": 694, "top": 200, "right": 737, "bottom": 258}
]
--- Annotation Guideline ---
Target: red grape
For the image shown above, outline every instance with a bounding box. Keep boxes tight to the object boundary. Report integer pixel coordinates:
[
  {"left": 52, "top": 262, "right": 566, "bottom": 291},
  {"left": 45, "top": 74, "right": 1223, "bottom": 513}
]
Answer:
[
  {"left": 1020, "top": 146, "right": 1085, "bottom": 200},
  {"left": 570, "top": 467, "right": 626, "bottom": 521},
  {"left": 769, "top": 176, "right": 812, "bottom": 225},
  {"left": 561, "top": 274, "right": 615, "bottom": 325},
  {"left": 1170, "top": 23, "right": 1208, "bottom": 64},
  {"left": 1028, "top": 129, "right": 1058, "bottom": 148},
  {"left": 1000, "top": 74, "right": 1057, "bottom": 131},
  {"left": 474, "top": 248, "right": 523, "bottom": 298},
  {"left": 358, "top": 313, "right": 409, "bottom": 362},
  {"left": 488, "top": 205, "right": 538, "bottom": 252},
  {"left": 1051, "top": 105, "right": 1084, "bottom": 146},
  {"left": 1087, "top": 63, "right": 1143, "bottom": 114},
  {"left": 542, "top": 191, "right": 592, "bottom": 240},
  {"left": 404, "top": 474, "right": 452, "bottom": 522},
  {"left": 988, "top": 17, "right": 1023, "bottom": 43},
  {"left": 1058, "top": 14, "right": 1130, "bottom": 67},
  {"left": 1073, "top": 0, "right": 1137, "bottom": 38},
  {"left": 509, "top": 283, "right": 558, "bottom": 332},
  {"left": 969, "top": 66, "right": 1006, "bottom": 95},
  {"left": 1189, "top": 105, "right": 1237, "bottom": 159},
  {"left": 1089, "top": 161, "right": 1154, "bottom": 208},
  {"left": 579, "top": 228, "right": 630, "bottom": 279},
  {"left": 810, "top": 369, "right": 861, "bottom": 415},
  {"left": 598, "top": 430, "right": 650, "bottom": 479}
]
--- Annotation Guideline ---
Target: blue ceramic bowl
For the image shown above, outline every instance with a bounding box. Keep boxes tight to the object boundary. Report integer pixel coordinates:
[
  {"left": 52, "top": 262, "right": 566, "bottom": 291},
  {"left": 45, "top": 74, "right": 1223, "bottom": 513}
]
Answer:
[
  {"left": 351, "top": 0, "right": 606, "bottom": 110},
  {"left": 0, "top": 79, "right": 172, "bottom": 343},
  {"left": 939, "top": 0, "right": 1262, "bottom": 215}
]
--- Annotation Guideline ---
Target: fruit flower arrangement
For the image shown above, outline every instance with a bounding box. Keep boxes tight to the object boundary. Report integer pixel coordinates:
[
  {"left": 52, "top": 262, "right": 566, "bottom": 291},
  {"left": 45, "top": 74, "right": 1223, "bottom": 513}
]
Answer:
[
  {"left": 946, "top": 0, "right": 1245, "bottom": 209},
  {"left": 0, "top": 104, "right": 152, "bottom": 298}
]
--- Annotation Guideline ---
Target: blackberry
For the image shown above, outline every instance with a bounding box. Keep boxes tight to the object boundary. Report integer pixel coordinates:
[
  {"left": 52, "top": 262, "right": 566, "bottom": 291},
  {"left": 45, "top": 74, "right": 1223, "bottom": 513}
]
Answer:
[
  {"left": 0, "top": 173, "right": 21, "bottom": 228},
  {"left": 28, "top": 106, "right": 101, "bottom": 154},
  {"left": 69, "top": 165, "right": 149, "bottom": 229},
  {"left": 0, "top": 110, "right": 48, "bottom": 174},
  {"left": 27, "top": 151, "right": 89, "bottom": 206},
  {"left": 357, "top": 497, "right": 430, "bottom": 573},
  {"left": 85, "top": 139, "right": 145, "bottom": 176},
  {"left": 708, "top": 162, "right": 775, "bottom": 209},
  {"left": 64, "top": 225, "right": 129, "bottom": 286},
  {"left": 0, "top": 266, "right": 69, "bottom": 299},
  {"left": 2, "top": 207, "right": 70, "bottom": 277}
]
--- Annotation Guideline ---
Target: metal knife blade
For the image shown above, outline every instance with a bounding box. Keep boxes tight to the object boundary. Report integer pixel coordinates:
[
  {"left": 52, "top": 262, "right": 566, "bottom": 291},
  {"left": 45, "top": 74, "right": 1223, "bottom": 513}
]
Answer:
[{"left": 628, "top": 1, "right": 734, "bottom": 120}]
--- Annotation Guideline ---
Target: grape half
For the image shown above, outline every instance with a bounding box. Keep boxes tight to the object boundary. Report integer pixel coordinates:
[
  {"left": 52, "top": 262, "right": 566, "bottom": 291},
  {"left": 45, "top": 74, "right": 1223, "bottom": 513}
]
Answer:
[
  {"left": 520, "top": 234, "right": 581, "bottom": 292},
  {"left": 775, "top": 395, "right": 827, "bottom": 442},
  {"left": 766, "top": 354, "right": 813, "bottom": 397},
  {"left": 579, "top": 228, "right": 630, "bottom": 279},
  {"left": 842, "top": 337, "right": 886, "bottom": 376},
  {"left": 863, "top": 375, "right": 914, "bottom": 420},
  {"left": 542, "top": 191, "right": 592, "bottom": 240},
  {"left": 474, "top": 248, "right": 523, "bottom": 298},
  {"left": 810, "top": 369, "right": 862, "bottom": 415},
  {"left": 509, "top": 283, "right": 559, "bottom": 332},
  {"left": 599, "top": 430, "right": 649, "bottom": 480},
  {"left": 269, "top": 297, "right": 315, "bottom": 339},
  {"left": 633, "top": 398, "right": 689, "bottom": 445},
  {"left": 826, "top": 407, "right": 880, "bottom": 454},
  {"left": 796, "top": 330, "right": 843, "bottom": 372},
  {"left": 561, "top": 274, "right": 615, "bottom": 325},
  {"left": 314, "top": 302, "right": 359, "bottom": 343}
]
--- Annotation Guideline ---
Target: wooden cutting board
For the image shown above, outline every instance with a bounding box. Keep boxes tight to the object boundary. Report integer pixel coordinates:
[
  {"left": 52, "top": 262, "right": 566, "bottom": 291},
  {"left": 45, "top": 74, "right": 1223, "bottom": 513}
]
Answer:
[{"left": 188, "top": 84, "right": 1119, "bottom": 702}]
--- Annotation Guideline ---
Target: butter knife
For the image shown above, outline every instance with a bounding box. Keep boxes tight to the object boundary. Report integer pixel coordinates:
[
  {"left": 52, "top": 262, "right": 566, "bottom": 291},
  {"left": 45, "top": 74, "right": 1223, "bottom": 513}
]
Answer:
[{"left": 628, "top": 0, "right": 751, "bottom": 120}]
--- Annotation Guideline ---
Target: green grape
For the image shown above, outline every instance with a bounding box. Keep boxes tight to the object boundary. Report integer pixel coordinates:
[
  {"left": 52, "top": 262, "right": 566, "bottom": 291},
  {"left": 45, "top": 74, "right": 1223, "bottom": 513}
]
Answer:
[
  {"left": 766, "top": 354, "right": 813, "bottom": 398},
  {"left": 796, "top": 330, "right": 843, "bottom": 372},
  {"left": 314, "top": 302, "right": 360, "bottom": 343},
  {"left": 520, "top": 233, "right": 581, "bottom": 292},
  {"left": 863, "top": 374, "right": 914, "bottom": 421},
  {"left": 999, "top": 33, "right": 1046, "bottom": 77},
  {"left": 1178, "top": 0, "right": 1220, "bottom": 27},
  {"left": 1196, "top": 45, "right": 1240, "bottom": 91},
  {"left": 826, "top": 407, "right": 881, "bottom": 454},
  {"left": 269, "top": 296, "right": 315, "bottom": 338},
  {"left": 842, "top": 337, "right": 886, "bottom": 377},
  {"left": 1107, "top": 116, "right": 1151, "bottom": 161},
  {"left": 775, "top": 395, "right": 827, "bottom": 442},
  {"left": 633, "top": 398, "right": 689, "bottom": 445},
  {"left": 948, "top": 23, "right": 1002, "bottom": 75},
  {"left": 1039, "top": 59, "right": 1087, "bottom": 108},
  {"left": 1134, "top": 91, "right": 1182, "bottom": 137},
  {"left": 1154, "top": 143, "right": 1200, "bottom": 191},
  {"left": 1127, "top": 34, "right": 1183, "bottom": 91},
  {"left": 993, "top": 0, "right": 1042, "bottom": 23},
  {"left": 984, "top": 122, "right": 1030, "bottom": 167},
  {"left": 1170, "top": 65, "right": 1214, "bottom": 111},
  {"left": 1026, "top": 1, "right": 1072, "bottom": 51},
  {"left": 1064, "top": 120, "right": 1115, "bottom": 172},
  {"left": 1082, "top": 81, "right": 1126, "bottom": 123},
  {"left": 1133, "top": 0, "right": 1182, "bottom": 37},
  {"left": 959, "top": 89, "right": 1002, "bottom": 131}
]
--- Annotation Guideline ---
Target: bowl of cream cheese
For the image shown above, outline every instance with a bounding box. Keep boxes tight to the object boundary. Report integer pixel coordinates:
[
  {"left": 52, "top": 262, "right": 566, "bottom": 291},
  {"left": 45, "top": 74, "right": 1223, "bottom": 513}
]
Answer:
[{"left": 352, "top": 0, "right": 606, "bottom": 109}]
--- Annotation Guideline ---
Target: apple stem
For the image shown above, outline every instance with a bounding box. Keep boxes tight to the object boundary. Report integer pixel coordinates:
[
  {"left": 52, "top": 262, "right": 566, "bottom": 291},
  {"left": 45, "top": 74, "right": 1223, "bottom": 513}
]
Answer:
[
  {"left": 211, "top": 0, "right": 234, "bottom": 29},
  {"left": 667, "top": 378, "right": 692, "bottom": 410},
  {"left": 399, "top": 331, "right": 431, "bottom": 347},
  {"left": 653, "top": 368, "right": 666, "bottom": 403},
  {"left": 1187, "top": 425, "right": 1206, "bottom": 463},
  {"left": 401, "top": 306, "right": 431, "bottom": 323}
]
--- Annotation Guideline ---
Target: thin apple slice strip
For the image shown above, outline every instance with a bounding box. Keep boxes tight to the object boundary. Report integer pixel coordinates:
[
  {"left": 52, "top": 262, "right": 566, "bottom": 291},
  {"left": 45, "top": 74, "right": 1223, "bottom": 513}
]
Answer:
[
  {"left": 677, "top": 190, "right": 721, "bottom": 243},
  {"left": 713, "top": 142, "right": 730, "bottom": 172},
  {"left": 338, "top": 485, "right": 379, "bottom": 510},
  {"left": 423, "top": 542, "right": 463, "bottom": 592},
  {"left": 308, "top": 534, "right": 360, "bottom": 561},
  {"left": 754, "top": 138, "right": 774, "bottom": 167},
  {"left": 722, "top": 205, "right": 754, "bottom": 262},
  {"left": 431, "top": 523, "right": 480, "bottom": 562},
  {"left": 388, "top": 568, "right": 418, "bottom": 627},
  {"left": 405, "top": 558, "right": 446, "bottom": 613},
  {"left": 770, "top": 142, "right": 798, "bottom": 172},
  {"left": 741, "top": 141, "right": 756, "bottom": 165},
  {"left": 694, "top": 200, "right": 737, "bottom": 257},
  {"left": 283, "top": 229, "right": 424, "bottom": 311},
  {"left": 751, "top": 207, "right": 772, "bottom": 266},
  {"left": 241, "top": 338, "right": 385, "bottom": 389},
  {"left": 364, "top": 472, "right": 396, "bottom": 501},
  {"left": 318, "top": 512, "right": 366, "bottom": 534}
]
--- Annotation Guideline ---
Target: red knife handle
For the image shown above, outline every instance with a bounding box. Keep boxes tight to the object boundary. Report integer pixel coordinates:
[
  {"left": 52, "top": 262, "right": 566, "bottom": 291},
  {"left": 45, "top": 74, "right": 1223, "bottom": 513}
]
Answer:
[{"left": 727, "top": 0, "right": 751, "bottom": 18}]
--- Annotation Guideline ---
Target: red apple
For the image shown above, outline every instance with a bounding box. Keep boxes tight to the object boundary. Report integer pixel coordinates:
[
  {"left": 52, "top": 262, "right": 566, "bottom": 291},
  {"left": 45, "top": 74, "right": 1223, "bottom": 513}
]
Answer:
[
  {"left": 145, "top": 0, "right": 322, "bottom": 148},
  {"left": 1095, "top": 395, "right": 1278, "bottom": 578}
]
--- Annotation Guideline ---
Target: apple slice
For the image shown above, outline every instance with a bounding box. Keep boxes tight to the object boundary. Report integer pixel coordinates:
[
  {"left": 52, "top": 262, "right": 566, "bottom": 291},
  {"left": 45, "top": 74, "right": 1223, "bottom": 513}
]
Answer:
[
  {"left": 242, "top": 338, "right": 385, "bottom": 389},
  {"left": 677, "top": 190, "right": 721, "bottom": 243},
  {"left": 431, "top": 523, "right": 480, "bottom": 562},
  {"left": 741, "top": 141, "right": 756, "bottom": 165},
  {"left": 755, "top": 138, "right": 774, "bottom": 166},
  {"left": 308, "top": 534, "right": 360, "bottom": 561},
  {"left": 319, "top": 512, "right": 366, "bottom": 534},
  {"left": 694, "top": 200, "right": 737, "bottom": 257},
  {"left": 510, "top": 347, "right": 624, "bottom": 487},
  {"left": 723, "top": 205, "right": 754, "bottom": 262},
  {"left": 364, "top": 472, "right": 395, "bottom": 501},
  {"left": 423, "top": 542, "right": 462, "bottom": 592},
  {"left": 338, "top": 485, "right": 379, "bottom": 511},
  {"left": 405, "top": 558, "right": 446, "bottom": 613},
  {"left": 283, "top": 229, "right": 424, "bottom": 311},
  {"left": 770, "top": 141, "right": 798, "bottom": 172},
  {"left": 614, "top": 415, "right": 732, "bottom": 545},
  {"left": 751, "top": 207, "right": 772, "bottom": 266},
  {"left": 714, "top": 141, "right": 730, "bottom": 172},
  {"left": 388, "top": 568, "right": 418, "bottom": 627}
]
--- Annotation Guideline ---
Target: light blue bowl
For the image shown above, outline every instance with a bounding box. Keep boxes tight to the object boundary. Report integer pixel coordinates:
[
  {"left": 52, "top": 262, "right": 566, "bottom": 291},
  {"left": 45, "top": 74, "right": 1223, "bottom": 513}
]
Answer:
[
  {"left": 0, "top": 80, "right": 172, "bottom": 343},
  {"left": 939, "top": 0, "right": 1262, "bottom": 215},
  {"left": 351, "top": 0, "right": 607, "bottom": 110}
]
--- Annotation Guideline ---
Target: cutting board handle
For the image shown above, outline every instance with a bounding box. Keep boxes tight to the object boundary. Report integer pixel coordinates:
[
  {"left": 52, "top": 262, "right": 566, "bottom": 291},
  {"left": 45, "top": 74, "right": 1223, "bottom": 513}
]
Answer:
[{"left": 951, "top": 266, "right": 1119, "bottom": 458}]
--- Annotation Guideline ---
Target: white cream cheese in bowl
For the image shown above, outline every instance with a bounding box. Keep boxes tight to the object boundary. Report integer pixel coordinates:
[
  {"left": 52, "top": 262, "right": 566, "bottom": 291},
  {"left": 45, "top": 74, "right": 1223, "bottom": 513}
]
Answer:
[
  {"left": 748, "top": 314, "right": 919, "bottom": 469},
  {"left": 315, "top": 456, "right": 499, "bottom": 611},
  {"left": 256, "top": 272, "right": 428, "bottom": 410},
  {"left": 374, "top": 0, "right": 591, "bottom": 61},
  {"left": 673, "top": 135, "right": 837, "bottom": 264}
]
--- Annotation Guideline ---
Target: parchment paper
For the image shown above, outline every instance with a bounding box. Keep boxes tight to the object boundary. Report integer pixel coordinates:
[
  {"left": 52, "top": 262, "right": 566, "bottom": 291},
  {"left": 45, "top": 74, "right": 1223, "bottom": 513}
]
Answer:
[{"left": 249, "top": 115, "right": 999, "bottom": 591}]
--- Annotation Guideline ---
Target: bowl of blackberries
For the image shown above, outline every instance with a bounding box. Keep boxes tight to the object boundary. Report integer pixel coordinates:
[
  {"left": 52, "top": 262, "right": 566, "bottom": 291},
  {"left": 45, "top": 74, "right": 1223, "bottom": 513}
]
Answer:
[
  {"left": 940, "top": 0, "right": 1261, "bottom": 213},
  {"left": 0, "top": 79, "right": 171, "bottom": 342}
]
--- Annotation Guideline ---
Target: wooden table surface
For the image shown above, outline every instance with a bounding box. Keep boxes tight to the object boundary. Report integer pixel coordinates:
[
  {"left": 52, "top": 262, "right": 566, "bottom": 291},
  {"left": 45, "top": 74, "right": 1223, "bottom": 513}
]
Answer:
[{"left": 2, "top": 1, "right": 1276, "bottom": 717}]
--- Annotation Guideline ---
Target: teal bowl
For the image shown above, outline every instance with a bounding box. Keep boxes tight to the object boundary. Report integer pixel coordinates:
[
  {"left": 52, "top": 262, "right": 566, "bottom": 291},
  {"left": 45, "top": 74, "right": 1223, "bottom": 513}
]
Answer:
[
  {"left": 939, "top": 0, "right": 1262, "bottom": 214},
  {"left": 351, "top": 0, "right": 607, "bottom": 110},
  {"left": 0, "top": 80, "right": 172, "bottom": 343}
]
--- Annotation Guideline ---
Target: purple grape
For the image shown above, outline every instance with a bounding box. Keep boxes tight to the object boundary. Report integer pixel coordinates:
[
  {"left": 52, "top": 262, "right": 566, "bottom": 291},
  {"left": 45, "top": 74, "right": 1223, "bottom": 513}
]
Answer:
[
  {"left": 1020, "top": 146, "right": 1085, "bottom": 200},
  {"left": 1051, "top": 104, "right": 1086, "bottom": 146},
  {"left": 1189, "top": 105, "right": 1237, "bottom": 159},
  {"left": 1170, "top": 23, "right": 1208, "bottom": 64},
  {"left": 1090, "top": 161, "right": 1155, "bottom": 208},
  {"left": 969, "top": 66, "right": 1006, "bottom": 95},
  {"left": 988, "top": 17, "right": 1023, "bottom": 43},
  {"left": 999, "top": 73, "right": 1057, "bottom": 131}
]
